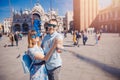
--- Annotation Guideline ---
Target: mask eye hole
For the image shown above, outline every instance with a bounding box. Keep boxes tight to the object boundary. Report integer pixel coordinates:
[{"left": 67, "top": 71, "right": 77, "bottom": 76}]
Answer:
[{"left": 31, "top": 34, "right": 37, "bottom": 38}]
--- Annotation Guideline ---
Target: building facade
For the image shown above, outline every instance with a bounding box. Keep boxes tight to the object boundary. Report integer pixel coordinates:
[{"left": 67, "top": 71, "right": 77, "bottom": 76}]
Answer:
[
  {"left": 12, "top": 3, "right": 44, "bottom": 33},
  {"left": 73, "top": 0, "right": 98, "bottom": 31},
  {"left": 12, "top": 3, "right": 63, "bottom": 33},
  {"left": 0, "top": 23, "right": 3, "bottom": 33},
  {"left": 3, "top": 18, "right": 12, "bottom": 34},
  {"left": 65, "top": 11, "right": 73, "bottom": 31},
  {"left": 96, "top": 0, "right": 120, "bottom": 33}
]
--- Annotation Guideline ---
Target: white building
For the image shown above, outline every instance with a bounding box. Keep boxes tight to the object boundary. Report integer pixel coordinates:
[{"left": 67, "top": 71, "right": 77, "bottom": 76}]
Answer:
[
  {"left": 3, "top": 18, "right": 12, "bottom": 34},
  {"left": 0, "top": 23, "right": 3, "bottom": 33},
  {"left": 65, "top": 11, "right": 73, "bottom": 31}
]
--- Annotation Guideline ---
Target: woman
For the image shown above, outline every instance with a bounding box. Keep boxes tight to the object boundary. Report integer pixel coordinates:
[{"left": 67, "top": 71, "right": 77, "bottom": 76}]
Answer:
[
  {"left": 28, "top": 30, "right": 56, "bottom": 80},
  {"left": 95, "top": 31, "right": 101, "bottom": 44},
  {"left": 73, "top": 31, "right": 77, "bottom": 45},
  {"left": 8, "top": 33, "right": 14, "bottom": 46},
  {"left": 81, "top": 31, "right": 88, "bottom": 45}
]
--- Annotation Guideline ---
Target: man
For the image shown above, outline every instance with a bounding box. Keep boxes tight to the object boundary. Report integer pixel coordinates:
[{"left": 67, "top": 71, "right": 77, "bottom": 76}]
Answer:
[
  {"left": 42, "top": 19, "right": 63, "bottom": 80},
  {"left": 14, "top": 32, "right": 19, "bottom": 46},
  {"left": 81, "top": 30, "right": 88, "bottom": 45},
  {"left": 76, "top": 30, "right": 81, "bottom": 47}
]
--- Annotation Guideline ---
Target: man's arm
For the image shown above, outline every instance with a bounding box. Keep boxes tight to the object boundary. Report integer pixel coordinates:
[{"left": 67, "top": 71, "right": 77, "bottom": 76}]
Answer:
[{"left": 55, "top": 37, "right": 63, "bottom": 53}]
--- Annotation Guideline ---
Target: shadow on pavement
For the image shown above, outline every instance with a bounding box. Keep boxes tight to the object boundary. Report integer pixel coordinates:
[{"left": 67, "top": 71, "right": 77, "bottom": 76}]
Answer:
[
  {"left": 3, "top": 44, "right": 14, "bottom": 47},
  {"left": 78, "top": 44, "right": 95, "bottom": 46},
  {"left": 65, "top": 41, "right": 73, "bottom": 43},
  {"left": 16, "top": 54, "right": 21, "bottom": 59},
  {"left": 72, "top": 52, "right": 120, "bottom": 79},
  {"left": 85, "top": 44, "right": 95, "bottom": 46},
  {"left": 0, "top": 75, "right": 6, "bottom": 80},
  {"left": 63, "top": 45, "right": 75, "bottom": 47}
]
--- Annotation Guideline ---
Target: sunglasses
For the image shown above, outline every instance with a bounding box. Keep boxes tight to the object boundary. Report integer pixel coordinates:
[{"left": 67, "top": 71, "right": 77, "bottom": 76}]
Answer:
[{"left": 48, "top": 23, "right": 56, "bottom": 28}]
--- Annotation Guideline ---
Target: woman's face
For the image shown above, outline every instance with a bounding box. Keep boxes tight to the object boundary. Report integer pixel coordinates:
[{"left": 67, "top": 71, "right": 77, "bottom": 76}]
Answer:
[
  {"left": 30, "top": 33, "right": 40, "bottom": 45},
  {"left": 32, "top": 37, "right": 39, "bottom": 42}
]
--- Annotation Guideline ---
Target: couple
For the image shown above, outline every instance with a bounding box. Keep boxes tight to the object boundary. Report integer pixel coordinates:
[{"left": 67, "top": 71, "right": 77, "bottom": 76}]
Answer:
[{"left": 28, "top": 19, "right": 63, "bottom": 80}]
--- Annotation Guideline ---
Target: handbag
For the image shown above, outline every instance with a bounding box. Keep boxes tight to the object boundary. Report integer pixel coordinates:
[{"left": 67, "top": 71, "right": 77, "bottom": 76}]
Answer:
[{"left": 21, "top": 51, "right": 34, "bottom": 74}]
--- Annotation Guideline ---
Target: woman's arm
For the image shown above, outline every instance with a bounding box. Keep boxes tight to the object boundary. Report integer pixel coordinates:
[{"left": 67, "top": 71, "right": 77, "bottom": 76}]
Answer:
[{"left": 34, "top": 39, "right": 57, "bottom": 61}]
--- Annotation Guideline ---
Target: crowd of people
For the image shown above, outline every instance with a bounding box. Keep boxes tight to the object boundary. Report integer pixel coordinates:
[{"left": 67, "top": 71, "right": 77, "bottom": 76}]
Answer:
[
  {"left": 71, "top": 29, "right": 101, "bottom": 47},
  {"left": 4, "top": 31, "right": 23, "bottom": 47}
]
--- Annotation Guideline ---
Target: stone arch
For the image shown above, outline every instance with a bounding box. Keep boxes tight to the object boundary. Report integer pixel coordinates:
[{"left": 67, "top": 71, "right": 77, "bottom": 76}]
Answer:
[
  {"left": 33, "top": 13, "right": 41, "bottom": 20},
  {"left": 22, "top": 23, "right": 29, "bottom": 32},
  {"left": 32, "top": 3, "right": 44, "bottom": 21},
  {"left": 14, "top": 24, "right": 21, "bottom": 32}
]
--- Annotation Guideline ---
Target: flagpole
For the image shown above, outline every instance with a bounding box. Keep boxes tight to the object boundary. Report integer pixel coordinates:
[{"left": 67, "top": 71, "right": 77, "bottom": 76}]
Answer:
[
  {"left": 31, "top": 0, "right": 33, "bottom": 28},
  {"left": 8, "top": 0, "right": 13, "bottom": 32},
  {"left": 50, "top": 0, "right": 52, "bottom": 19}
]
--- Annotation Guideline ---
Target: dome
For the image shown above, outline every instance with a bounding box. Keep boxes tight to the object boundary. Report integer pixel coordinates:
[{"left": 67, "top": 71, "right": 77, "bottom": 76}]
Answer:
[
  {"left": 23, "top": 9, "right": 30, "bottom": 14},
  {"left": 32, "top": 3, "right": 44, "bottom": 16}
]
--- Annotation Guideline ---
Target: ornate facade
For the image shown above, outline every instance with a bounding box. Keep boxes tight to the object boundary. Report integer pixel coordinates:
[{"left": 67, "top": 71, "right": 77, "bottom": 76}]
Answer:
[
  {"left": 12, "top": 3, "right": 63, "bottom": 33},
  {"left": 3, "top": 18, "right": 12, "bottom": 34},
  {"left": 12, "top": 3, "right": 45, "bottom": 33}
]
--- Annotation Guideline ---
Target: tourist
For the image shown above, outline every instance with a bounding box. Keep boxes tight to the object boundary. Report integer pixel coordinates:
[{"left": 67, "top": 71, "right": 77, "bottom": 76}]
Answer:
[
  {"left": 28, "top": 30, "right": 56, "bottom": 80},
  {"left": 42, "top": 19, "right": 63, "bottom": 80}
]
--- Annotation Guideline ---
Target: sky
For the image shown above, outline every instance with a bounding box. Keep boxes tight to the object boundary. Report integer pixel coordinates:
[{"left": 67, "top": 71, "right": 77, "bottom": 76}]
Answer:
[{"left": 0, "top": 0, "right": 112, "bottom": 23}]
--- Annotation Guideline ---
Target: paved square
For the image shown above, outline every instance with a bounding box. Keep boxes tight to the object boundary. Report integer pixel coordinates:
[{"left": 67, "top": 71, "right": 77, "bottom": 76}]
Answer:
[{"left": 0, "top": 33, "right": 120, "bottom": 80}]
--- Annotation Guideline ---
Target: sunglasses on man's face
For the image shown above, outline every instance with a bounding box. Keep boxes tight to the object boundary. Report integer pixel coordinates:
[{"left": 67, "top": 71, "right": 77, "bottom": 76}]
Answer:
[{"left": 48, "top": 23, "right": 56, "bottom": 28}]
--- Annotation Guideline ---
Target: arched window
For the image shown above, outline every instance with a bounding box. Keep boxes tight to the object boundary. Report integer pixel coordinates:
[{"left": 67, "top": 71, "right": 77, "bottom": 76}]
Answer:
[
  {"left": 14, "top": 24, "right": 21, "bottom": 32},
  {"left": 22, "top": 23, "right": 29, "bottom": 32}
]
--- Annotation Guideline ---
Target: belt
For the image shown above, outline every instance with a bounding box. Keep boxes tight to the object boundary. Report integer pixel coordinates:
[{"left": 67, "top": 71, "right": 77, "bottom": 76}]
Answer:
[
  {"left": 48, "top": 66, "right": 61, "bottom": 71},
  {"left": 33, "top": 61, "right": 45, "bottom": 65}
]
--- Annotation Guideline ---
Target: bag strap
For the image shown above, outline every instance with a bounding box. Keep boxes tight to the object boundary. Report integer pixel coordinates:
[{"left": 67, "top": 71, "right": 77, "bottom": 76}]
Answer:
[
  {"left": 29, "top": 59, "right": 35, "bottom": 70},
  {"left": 33, "top": 61, "right": 45, "bottom": 65}
]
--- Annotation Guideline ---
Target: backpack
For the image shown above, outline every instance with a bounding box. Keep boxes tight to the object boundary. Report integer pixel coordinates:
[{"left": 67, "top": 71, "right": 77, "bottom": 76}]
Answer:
[{"left": 21, "top": 52, "right": 34, "bottom": 74}]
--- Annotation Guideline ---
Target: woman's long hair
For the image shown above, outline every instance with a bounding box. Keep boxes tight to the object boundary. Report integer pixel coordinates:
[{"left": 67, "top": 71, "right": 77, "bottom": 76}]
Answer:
[{"left": 28, "top": 30, "right": 40, "bottom": 48}]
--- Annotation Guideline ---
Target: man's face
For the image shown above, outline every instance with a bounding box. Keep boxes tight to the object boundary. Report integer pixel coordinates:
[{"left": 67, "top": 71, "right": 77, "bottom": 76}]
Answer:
[{"left": 48, "top": 20, "right": 57, "bottom": 34}]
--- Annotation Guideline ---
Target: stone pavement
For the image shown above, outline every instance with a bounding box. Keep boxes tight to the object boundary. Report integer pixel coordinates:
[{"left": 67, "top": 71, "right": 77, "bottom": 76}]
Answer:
[{"left": 0, "top": 33, "right": 120, "bottom": 80}]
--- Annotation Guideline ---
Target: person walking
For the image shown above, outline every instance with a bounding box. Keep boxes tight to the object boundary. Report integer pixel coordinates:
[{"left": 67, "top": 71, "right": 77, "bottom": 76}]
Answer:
[
  {"left": 42, "top": 19, "right": 63, "bottom": 80},
  {"left": 81, "top": 31, "right": 88, "bottom": 45},
  {"left": 73, "top": 31, "right": 77, "bottom": 46},
  {"left": 95, "top": 31, "right": 101, "bottom": 44},
  {"left": 76, "top": 31, "right": 81, "bottom": 47},
  {"left": 28, "top": 30, "right": 57, "bottom": 80},
  {"left": 14, "top": 32, "right": 19, "bottom": 46},
  {"left": 0, "top": 32, "right": 2, "bottom": 40},
  {"left": 8, "top": 33, "right": 14, "bottom": 46}
]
